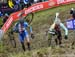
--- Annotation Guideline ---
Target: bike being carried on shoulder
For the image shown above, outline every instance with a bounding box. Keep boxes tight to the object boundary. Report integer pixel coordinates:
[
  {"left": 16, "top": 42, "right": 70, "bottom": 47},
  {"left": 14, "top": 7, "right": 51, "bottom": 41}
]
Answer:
[{"left": 8, "top": 12, "right": 34, "bottom": 48}]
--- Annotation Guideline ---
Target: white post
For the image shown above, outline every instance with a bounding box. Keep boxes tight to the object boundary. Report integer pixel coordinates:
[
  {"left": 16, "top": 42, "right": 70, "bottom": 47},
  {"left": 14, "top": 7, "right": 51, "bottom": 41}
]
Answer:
[{"left": 0, "top": 29, "right": 4, "bottom": 41}]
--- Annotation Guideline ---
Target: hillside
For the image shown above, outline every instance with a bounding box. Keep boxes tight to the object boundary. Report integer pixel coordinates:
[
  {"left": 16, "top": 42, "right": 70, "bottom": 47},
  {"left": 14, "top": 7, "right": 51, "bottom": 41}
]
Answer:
[{"left": 0, "top": 3, "right": 75, "bottom": 57}]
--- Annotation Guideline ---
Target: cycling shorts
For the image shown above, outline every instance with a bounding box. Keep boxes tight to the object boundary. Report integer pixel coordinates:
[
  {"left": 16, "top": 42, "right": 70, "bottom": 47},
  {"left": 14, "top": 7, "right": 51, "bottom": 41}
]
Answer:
[{"left": 19, "top": 31, "right": 28, "bottom": 42}]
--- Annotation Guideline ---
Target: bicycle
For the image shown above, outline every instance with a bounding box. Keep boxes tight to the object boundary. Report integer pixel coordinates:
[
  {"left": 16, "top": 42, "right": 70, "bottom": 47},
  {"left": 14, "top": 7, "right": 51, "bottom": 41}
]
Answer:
[
  {"left": 24, "top": 12, "right": 34, "bottom": 24},
  {"left": 8, "top": 29, "right": 16, "bottom": 48},
  {"left": 46, "top": 30, "right": 57, "bottom": 48}
]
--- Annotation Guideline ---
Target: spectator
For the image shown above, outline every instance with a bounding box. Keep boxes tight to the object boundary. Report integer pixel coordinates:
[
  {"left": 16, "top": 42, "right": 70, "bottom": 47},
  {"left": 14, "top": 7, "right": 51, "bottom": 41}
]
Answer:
[
  {"left": 14, "top": 0, "right": 20, "bottom": 5},
  {"left": 72, "top": 10, "right": 75, "bottom": 19},
  {"left": 34, "top": 0, "right": 38, "bottom": 3},
  {"left": 0, "top": 11, "right": 3, "bottom": 17},
  {"left": 22, "top": 0, "right": 32, "bottom": 8},
  {"left": 23, "top": 0, "right": 29, "bottom": 8},
  {"left": 39, "top": 0, "right": 42, "bottom": 2},
  {"left": 3, "top": 13, "right": 9, "bottom": 24},
  {"left": 30, "top": 0, "right": 34, "bottom": 5},
  {"left": 8, "top": 0, "right": 14, "bottom": 8},
  {"left": 70, "top": 8, "right": 75, "bottom": 19},
  {"left": 13, "top": 0, "right": 21, "bottom": 10},
  {"left": 70, "top": 8, "right": 74, "bottom": 14}
]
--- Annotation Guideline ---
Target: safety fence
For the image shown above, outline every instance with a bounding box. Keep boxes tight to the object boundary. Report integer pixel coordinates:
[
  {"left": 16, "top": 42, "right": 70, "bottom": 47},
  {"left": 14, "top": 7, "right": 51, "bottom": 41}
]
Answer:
[{"left": 1, "top": 0, "right": 75, "bottom": 34}]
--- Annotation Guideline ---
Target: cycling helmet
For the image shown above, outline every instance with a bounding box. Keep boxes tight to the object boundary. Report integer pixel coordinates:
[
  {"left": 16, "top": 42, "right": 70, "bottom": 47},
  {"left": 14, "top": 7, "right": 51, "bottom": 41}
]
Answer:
[{"left": 18, "top": 18, "right": 24, "bottom": 24}]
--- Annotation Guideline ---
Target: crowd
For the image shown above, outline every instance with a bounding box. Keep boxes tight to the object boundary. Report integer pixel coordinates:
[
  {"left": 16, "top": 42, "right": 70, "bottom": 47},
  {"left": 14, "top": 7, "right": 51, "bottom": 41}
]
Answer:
[
  {"left": 7, "top": 0, "right": 45, "bottom": 9},
  {"left": 0, "top": 0, "right": 46, "bottom": 16},
  {"left": 0, "top": 0, "right": 46, "bottom": 28},
  {"left": 0, "top": 0, "right": 47, "bottom": 18}
]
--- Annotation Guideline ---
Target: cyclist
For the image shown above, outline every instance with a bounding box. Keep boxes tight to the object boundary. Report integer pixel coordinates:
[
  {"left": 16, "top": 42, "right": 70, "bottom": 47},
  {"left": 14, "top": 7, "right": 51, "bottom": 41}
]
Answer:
[
  {"left": 49, "top": 12, "right": 68, "bottom": 46},
  {"left": 23, "top": 0, "right": 31, "bottom": 8},
  {"left": 13, "top": 14, "right": 34, "bottom": 51}
]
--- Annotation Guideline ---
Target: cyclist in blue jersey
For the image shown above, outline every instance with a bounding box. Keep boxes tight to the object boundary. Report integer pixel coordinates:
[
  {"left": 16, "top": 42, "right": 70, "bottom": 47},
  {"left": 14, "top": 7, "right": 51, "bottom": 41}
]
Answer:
[{"left": 13, "top": 14, "right": 34, "bottom": 51}]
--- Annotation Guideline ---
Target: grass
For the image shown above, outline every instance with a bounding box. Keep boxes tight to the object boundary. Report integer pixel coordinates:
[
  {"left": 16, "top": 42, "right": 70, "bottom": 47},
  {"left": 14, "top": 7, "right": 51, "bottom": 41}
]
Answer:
[
  {"left": 0, "top": 3, "right": 75, "bottom": 57},
  {"left": 8, "top": 47, "right": 67, "bottom": 57}
]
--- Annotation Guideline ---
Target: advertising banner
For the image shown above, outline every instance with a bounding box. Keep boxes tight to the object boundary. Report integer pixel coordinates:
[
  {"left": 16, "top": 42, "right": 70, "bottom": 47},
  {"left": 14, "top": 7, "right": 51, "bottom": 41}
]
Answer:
[
  {"left": 1, "top": 16, "right": 13, "bottom": 32},
  {"left": 66, "top": 19, "right": 75, "bottom": 30},
  {"left": 1, "top": 0, "right": 75, "bottom": 33}
]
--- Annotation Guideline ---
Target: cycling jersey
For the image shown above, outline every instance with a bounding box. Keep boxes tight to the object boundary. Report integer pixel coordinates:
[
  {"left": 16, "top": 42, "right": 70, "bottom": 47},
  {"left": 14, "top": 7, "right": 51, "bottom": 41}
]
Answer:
[
  {"left": 60, "top": 23, "right": 68, "bottom": 36},
  {"left": 14, "top": 21, "right": 32, "bottom": 33},
  {"left": 14, "top": 21, "right": 32, "bottom": 42},
  {"left": 54, "top": 24, "right": 60, "bottom": 31},
  {"left": 49, "top": 23, "right": 68, "bottom": 36}
]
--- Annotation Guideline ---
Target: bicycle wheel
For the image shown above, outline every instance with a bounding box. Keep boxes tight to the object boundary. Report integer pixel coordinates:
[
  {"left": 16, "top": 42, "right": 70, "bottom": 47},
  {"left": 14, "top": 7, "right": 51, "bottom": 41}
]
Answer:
[
  {"left": 48, "top": 33, "right": 52, "bottom": 46},
  {"left": 48, "top": 33, "right": 56, "bottom": 47},
  {"left": 8, "top": 31, "right": 16, "bottom": 48},
  {"left": 24, "top": 13, "right": 34, "bottom": 24},
  {"left": 50, "top": 35, "right": 56, "bottom": 48}
]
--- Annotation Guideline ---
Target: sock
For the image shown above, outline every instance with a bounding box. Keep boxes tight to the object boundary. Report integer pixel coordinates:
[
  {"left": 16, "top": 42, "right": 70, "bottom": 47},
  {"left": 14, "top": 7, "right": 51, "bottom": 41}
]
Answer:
[
  {"left": 21, "top": 42, "right": 26, "bottom": 51},
  {"left": 27, "top": 43, "right": 31, "bottom": 51}
]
